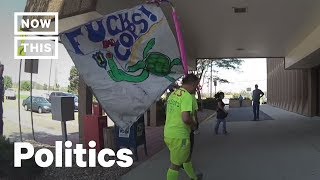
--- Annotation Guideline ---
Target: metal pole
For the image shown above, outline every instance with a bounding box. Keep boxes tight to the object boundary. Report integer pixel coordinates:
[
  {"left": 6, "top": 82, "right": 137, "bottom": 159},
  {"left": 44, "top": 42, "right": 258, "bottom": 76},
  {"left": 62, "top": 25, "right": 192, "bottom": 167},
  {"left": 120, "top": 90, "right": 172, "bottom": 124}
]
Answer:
[
  {"left": 48, "top": 59, "right": 52, "bottom": 92},
  {"left": 30, "top": 60, "right": 35, "bottom": 140},
  {"left": 18, "top": 59, "right": 22, "bottom": 142},
  {"left": 210, "top": 61, "right": 213, "bottom": 97},
  {"left": 61, "top": 121, "right": 68, "bottom": 142},
  {"left": 215, "top": 85, "right": 217, "bottom": 95}
]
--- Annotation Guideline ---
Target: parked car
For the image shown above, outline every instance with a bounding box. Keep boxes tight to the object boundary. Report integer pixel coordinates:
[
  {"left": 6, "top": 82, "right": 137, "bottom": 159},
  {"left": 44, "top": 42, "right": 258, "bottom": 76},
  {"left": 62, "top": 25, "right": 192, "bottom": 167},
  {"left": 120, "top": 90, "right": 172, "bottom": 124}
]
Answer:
[
  {"left": 49, "top": 92, "right": 78, "bottom": 111},
  {"left": 4, "top": 88, "right": 16, "bottom": 100},
  {"left": 22, "top": 96, "right": 51, "bottom": 113},
  {"left": 65, "top": 93, "right": 79, "bottom": 111},
  {"left": 41, "top": 93, "right": 50, "bottom": 101}
]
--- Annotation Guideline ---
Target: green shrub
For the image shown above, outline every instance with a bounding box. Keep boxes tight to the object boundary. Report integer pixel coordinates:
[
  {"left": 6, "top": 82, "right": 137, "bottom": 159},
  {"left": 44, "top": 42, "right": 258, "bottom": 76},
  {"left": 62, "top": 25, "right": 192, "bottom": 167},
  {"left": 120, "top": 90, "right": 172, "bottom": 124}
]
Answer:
[
  {"left": 232, "top": 95, "right": 239, "bottom": 99},
  {"left": 0, "top": 136, "right": 43, "bottom": 179}
]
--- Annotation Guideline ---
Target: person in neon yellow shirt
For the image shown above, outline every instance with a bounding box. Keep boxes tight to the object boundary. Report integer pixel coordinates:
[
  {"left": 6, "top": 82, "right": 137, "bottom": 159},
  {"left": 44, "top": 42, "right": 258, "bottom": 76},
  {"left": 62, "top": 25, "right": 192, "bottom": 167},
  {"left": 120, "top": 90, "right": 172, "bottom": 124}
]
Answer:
[{"left": 164, "top": 73, "right": 202, "bottom": 180}]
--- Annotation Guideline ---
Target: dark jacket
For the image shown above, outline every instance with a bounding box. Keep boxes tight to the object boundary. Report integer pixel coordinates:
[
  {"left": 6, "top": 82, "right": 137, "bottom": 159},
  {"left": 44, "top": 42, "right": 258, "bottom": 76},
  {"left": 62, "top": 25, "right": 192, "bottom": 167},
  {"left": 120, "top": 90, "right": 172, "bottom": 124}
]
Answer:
[
  {"left": 216, "top": 99, "right": 226, "bottom": 119},
  {"left": 0, "top": 76, "right": 4, "bottom": 102}
]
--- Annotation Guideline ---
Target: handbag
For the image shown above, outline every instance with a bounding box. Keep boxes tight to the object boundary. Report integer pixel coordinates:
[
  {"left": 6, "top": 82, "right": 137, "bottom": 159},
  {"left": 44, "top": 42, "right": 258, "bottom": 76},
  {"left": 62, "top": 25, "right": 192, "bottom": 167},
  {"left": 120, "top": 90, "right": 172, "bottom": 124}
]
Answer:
[
  {"left": 217, "top": 109, "right": 228, "bottom": 119},
  {"left": 221, "top": 111, "right": 228, "bottom": 119}
]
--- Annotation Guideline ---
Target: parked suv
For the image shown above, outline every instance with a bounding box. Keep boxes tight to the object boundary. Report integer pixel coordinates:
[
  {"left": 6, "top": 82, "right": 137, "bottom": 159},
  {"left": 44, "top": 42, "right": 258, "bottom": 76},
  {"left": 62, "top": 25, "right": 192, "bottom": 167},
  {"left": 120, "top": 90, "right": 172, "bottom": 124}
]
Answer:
[
  {"left": 65, "top": 93, "right": 78, "bottom": 111},
  {"left": 49, "top": 92, "right": 78, "bottom": 111},
  {"left": 49, "top": 92, "right": 67, "bottom": 102}
]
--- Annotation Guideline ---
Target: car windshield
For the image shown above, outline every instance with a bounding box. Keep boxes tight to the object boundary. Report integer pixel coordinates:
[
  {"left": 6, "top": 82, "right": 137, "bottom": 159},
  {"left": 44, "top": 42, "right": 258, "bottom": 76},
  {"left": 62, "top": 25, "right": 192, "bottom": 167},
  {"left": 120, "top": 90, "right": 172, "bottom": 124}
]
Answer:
[{"left": 36, "top": 97, "right": 49, "bottom": 103}]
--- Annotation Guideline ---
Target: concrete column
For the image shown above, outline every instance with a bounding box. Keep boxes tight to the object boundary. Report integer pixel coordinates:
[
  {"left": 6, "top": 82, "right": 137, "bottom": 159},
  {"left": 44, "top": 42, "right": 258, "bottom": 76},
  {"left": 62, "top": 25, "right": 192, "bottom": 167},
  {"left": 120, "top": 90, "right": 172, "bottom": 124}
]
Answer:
[
  {"left": 144, "top": 110, "right": 150, "bottom": 126},
  {"left": 276, "top": 60, "right": 280, "bottom": 107},
  {"left": 307, "top": 69, "right": 317, "bottom": 116},
  {"left": 275, "top": 61, "right": 278, "bottom": 107},
  {"left": 78, "top": 77, "right": 93, "bottom": 144},
  {"left": 318, "top": 68, "right": 320, "bottom": 116},
  {"left": 302, "top": 70, "right": 309, "bottom": 115},
  {"left": 150, "top": 102, "right": 157, "bottom": 127},
  {"left": 293, "top": 71, "right": 301, "bottom": 112},
  {"left": 289, "top": 71, "right": 294, "bottom": 111},
  {"left": 280, "top": 61, "right": 285, "bottom": 109},
  {"left": 297, "top": 70, "right": 304, "bottom": 114},
  {"left": 284, "top": 70, "right": 289, "bottom": 110},
  {"left": 267, "top": 58, "right": 272, "bottom": 105}
]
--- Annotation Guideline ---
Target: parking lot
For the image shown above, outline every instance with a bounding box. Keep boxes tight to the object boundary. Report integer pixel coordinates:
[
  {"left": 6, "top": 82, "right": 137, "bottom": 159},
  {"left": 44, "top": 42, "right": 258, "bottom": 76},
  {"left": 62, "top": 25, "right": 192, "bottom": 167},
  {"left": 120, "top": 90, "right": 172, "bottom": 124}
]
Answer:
[{"left": 2, "top": 92, "right": 80, "bottom": 144}]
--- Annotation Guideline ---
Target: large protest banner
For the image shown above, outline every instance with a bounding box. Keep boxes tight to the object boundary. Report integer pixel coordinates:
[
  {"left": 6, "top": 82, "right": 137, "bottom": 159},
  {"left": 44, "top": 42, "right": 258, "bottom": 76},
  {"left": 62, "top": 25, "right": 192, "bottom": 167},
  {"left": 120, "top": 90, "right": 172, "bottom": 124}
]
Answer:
[{"left": 60, "top": 4, "right": 184, "bottom": 129}]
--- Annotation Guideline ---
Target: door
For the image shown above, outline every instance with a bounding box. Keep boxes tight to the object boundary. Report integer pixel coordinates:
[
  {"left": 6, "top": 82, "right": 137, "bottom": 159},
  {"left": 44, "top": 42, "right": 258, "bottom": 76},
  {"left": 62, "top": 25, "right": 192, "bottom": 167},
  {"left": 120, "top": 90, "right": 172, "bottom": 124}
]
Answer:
[
  {"left": 31, "top": 97, "right": 38, "bottom": 111},
  {"left": 24, "top": 97, "right": 31, "bottom": 110}
]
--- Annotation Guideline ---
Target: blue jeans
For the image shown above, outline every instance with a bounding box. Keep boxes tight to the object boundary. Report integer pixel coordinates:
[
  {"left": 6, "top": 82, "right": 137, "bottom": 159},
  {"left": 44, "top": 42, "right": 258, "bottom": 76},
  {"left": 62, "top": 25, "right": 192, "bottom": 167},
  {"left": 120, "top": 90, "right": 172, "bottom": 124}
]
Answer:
[
  {"left": 0, "top": 101, "right": 3, "bottom": 136},
  {"left": 253, "top": 101, "right": 260, "bottom": 120},
  {"left": 215, "top": 118, "right": 227, "bottom": 134}
]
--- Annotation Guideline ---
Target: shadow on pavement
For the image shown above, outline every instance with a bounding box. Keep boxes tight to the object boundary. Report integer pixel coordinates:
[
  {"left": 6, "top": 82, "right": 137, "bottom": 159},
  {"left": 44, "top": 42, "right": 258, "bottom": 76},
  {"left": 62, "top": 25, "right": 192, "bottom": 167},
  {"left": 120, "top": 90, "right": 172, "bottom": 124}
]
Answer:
[{"left": 227, "top": 107, "right": 274, "bottom": 122}]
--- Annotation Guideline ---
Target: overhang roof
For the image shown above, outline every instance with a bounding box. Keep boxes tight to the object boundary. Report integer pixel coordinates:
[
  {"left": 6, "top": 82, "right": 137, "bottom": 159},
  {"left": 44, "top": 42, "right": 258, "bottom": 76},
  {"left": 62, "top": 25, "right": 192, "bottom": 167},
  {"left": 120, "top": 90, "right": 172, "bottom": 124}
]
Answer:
[{"left": 24, "top": 0, "right": 320, "bottom": 69}]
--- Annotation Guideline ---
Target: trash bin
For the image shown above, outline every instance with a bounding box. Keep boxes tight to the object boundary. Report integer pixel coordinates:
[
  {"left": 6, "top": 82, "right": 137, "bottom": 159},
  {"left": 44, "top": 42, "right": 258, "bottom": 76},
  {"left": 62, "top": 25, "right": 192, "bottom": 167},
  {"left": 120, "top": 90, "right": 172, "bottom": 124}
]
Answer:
[
  {"left": 84, "top": 115, "right": 108, "bottom": 151},
  {"left": 115, "top": 115, "right": 147, "bottom": 161},
  {"left": 84, "top": 103, "right": 107, "bottom": 151}
]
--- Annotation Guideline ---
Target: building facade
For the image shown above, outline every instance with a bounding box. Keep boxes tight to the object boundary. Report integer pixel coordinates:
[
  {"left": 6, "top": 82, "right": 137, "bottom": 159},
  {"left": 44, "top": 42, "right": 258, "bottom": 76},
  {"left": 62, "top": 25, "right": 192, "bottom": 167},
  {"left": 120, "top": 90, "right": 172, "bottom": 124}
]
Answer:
[{"left": 267, "top": 58, "right": 320, "bottom": 117}]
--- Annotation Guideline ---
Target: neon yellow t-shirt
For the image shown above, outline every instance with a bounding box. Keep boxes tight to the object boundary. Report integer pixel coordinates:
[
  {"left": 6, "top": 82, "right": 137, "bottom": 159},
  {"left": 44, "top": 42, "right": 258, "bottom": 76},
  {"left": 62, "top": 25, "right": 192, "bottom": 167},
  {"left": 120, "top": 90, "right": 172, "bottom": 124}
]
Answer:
[{"left": 164, "top": 88, "right": 193, "bottom": 139}]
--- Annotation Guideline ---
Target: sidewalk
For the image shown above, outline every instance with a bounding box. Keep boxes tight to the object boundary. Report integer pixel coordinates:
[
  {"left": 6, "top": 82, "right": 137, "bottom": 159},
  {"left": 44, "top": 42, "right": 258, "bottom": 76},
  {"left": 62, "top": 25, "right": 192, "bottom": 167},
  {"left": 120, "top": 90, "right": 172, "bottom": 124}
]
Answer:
[
  {"left": 3, "top": 106, "right": 214, "bottom": 179},
  {"left": 134, "top": 109, "right": 215, "bottom": 163},
  {"left": 121, "top": 105, "right": 320, "bottom": 180}
]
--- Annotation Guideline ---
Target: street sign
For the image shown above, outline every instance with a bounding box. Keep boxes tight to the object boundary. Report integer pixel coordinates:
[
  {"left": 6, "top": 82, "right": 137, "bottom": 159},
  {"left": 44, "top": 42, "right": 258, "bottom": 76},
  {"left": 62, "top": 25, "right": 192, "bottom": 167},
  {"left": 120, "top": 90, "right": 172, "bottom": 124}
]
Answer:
[{"left": 24, "top": 59, "right": 38, "bottom": 74}]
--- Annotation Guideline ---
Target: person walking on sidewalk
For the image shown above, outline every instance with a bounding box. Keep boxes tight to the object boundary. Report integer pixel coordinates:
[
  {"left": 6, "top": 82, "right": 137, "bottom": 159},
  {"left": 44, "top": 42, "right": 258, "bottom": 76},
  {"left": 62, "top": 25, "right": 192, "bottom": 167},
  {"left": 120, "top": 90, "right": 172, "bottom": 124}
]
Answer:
[
  {"left": 214, "top": 92, "right": 228, "bottom": 135},
  {"left": 239, "top": 95, "right": 243, "bottom": 107},
  {"left": 252, "top": 84, "right": 264, "bottom": 121},
  {"left": 0, "top": 63, "right": 4, "bottom": 136},
  {"left": 164, "top": 73, "right": 202, "bottom": 180}
]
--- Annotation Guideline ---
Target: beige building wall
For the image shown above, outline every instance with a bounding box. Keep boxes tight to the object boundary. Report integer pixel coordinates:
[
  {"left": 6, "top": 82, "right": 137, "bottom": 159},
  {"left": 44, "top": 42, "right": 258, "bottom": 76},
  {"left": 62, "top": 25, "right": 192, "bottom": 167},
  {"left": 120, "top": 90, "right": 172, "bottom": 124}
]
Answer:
[{"left": 267, "top": 58, "right": 320, "bottom": 116}]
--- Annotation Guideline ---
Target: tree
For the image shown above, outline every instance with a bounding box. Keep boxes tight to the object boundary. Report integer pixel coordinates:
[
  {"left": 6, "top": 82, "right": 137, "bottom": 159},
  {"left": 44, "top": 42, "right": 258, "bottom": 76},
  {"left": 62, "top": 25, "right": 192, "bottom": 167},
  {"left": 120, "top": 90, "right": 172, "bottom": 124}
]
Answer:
[
  {"left": 68, "top": 66, "right": 79, "bottom": 94},
  {"left": 240, "top": 90, "right": 252, "bottom": 99},
  {"left": 196, "top": 58, "right": 243, "bottom": 83},
  {"left": 4, "top": 76, "right": 13, "bottom": 90},
  {"left": 195, "top": 58, "right": 243, "bottom": 109},
  {"left": 33, "top": 82, "right": 43, "bottom": 90},
  {"left": 43, "top": 84, "right": 48, "bottom": 90},
  {"left": 59, "top": 87, "right": 68, "bottom": 92},
  {"left": 21, "top": 81, "right": 31, "bottom": 91}
]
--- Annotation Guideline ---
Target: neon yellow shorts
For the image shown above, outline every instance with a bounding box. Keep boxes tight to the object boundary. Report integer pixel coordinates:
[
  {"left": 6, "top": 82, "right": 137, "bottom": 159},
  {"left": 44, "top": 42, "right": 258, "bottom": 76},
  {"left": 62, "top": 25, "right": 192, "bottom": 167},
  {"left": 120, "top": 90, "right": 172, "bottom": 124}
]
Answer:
[{"left": 164, "top": 137, "right": 190, "bottom": 165}]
